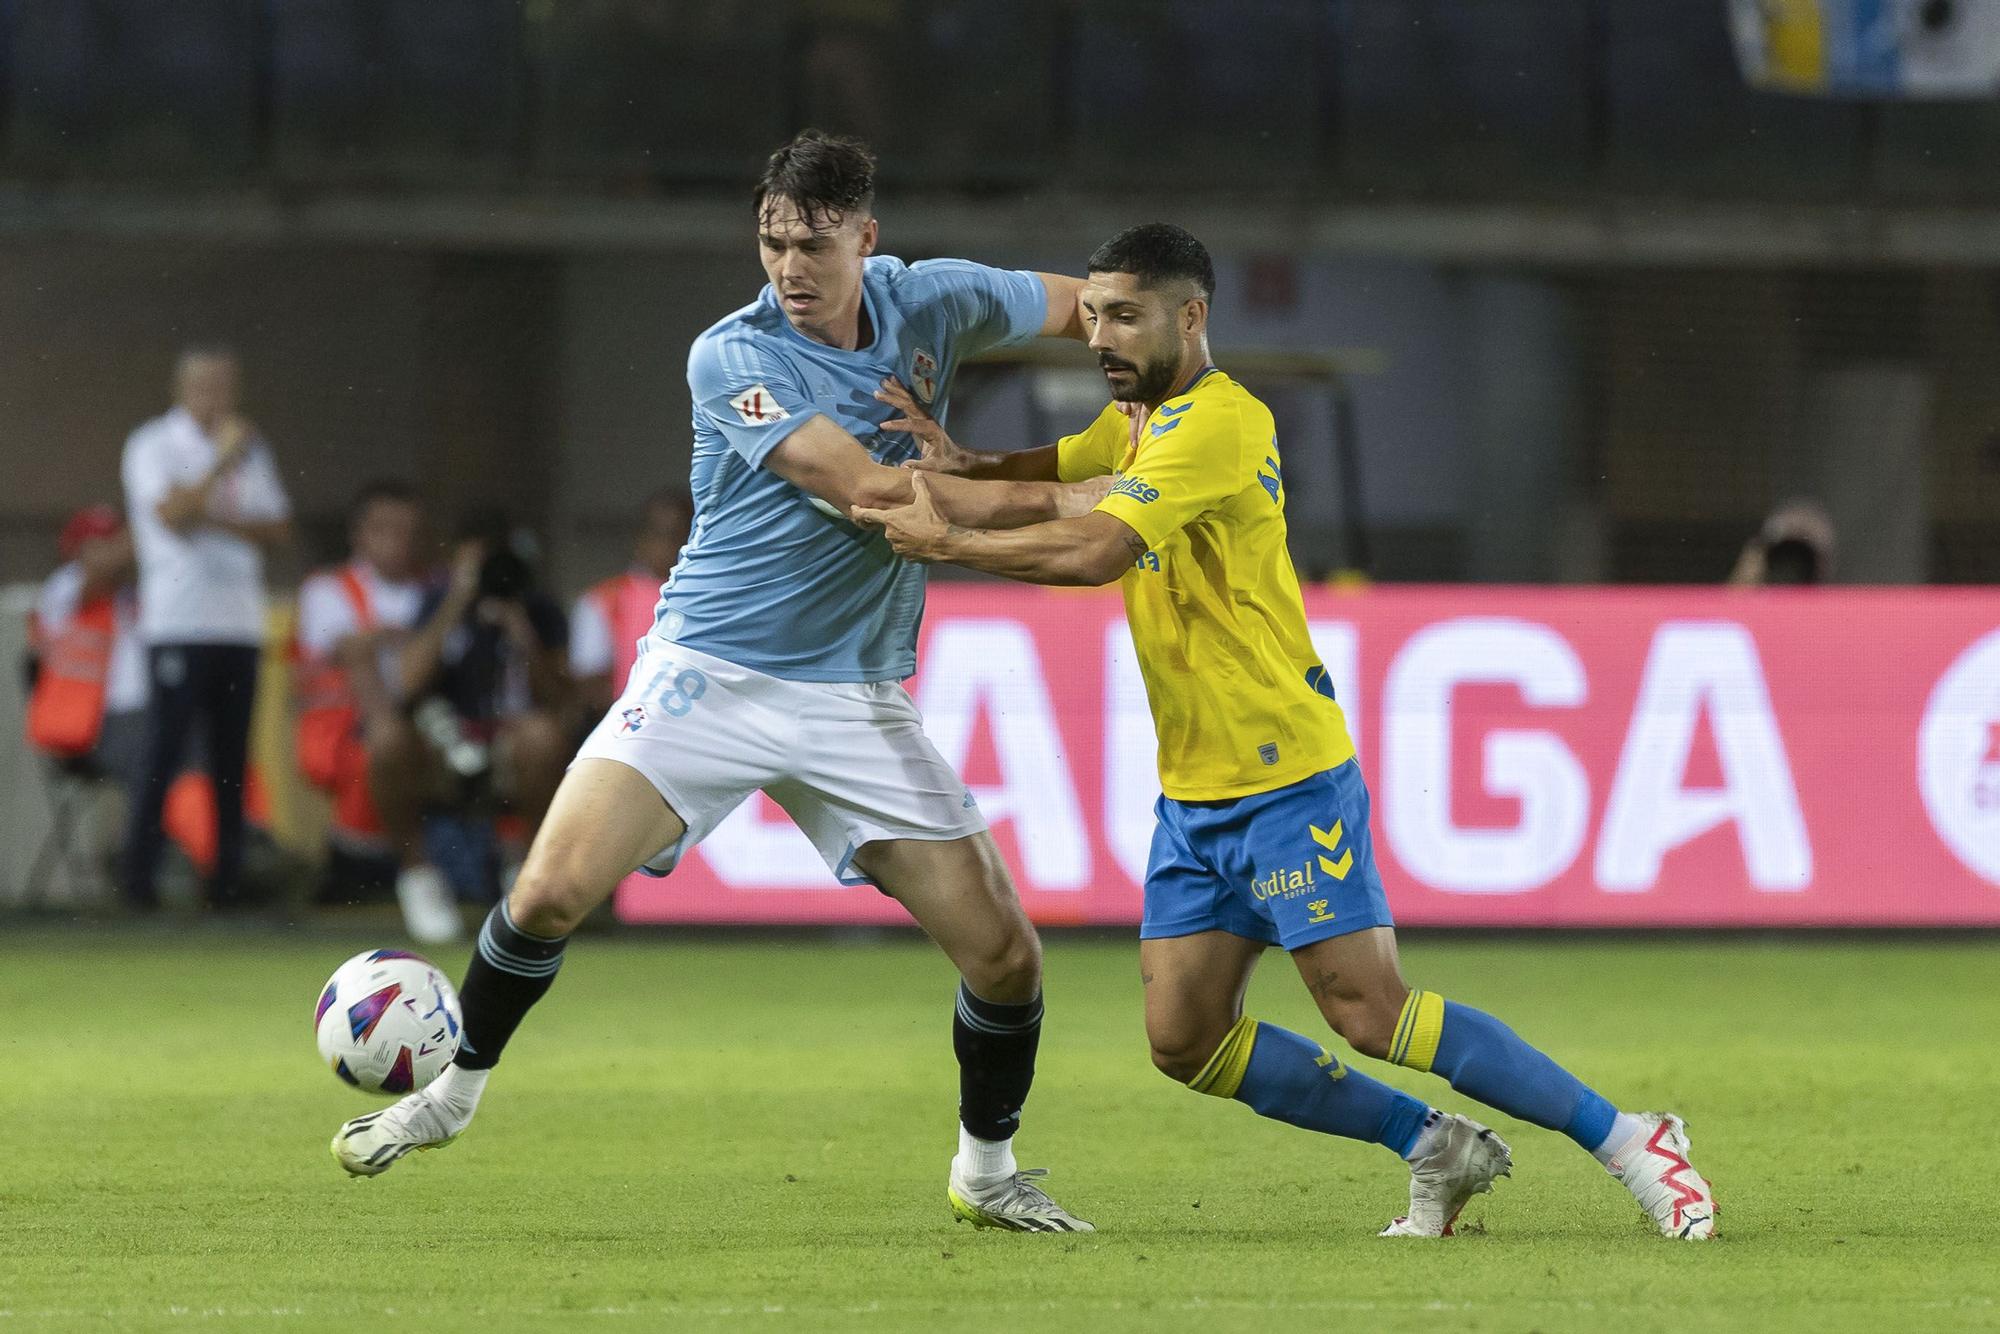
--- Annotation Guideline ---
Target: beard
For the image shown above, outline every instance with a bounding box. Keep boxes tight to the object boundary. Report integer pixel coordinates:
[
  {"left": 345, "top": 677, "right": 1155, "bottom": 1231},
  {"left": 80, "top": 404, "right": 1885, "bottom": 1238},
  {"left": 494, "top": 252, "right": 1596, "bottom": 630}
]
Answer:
[{"left": 1100, "top": 348, "right": 1180, "bottom": 405}]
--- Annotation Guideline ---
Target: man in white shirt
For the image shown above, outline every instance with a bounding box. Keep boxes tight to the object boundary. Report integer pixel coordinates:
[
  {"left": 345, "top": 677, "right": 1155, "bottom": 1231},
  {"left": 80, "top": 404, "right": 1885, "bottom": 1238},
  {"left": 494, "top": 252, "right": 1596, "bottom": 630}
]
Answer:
[{"left": 119, "top": 347, "right": 292, "bottom": 911}]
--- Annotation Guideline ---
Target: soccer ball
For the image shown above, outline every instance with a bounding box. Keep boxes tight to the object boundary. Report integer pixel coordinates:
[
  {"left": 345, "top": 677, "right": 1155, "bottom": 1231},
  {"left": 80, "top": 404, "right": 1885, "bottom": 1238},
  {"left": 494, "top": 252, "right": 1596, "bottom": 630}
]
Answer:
[{"left": 314, "top": 949, "right": 462, "bottom": 1095}]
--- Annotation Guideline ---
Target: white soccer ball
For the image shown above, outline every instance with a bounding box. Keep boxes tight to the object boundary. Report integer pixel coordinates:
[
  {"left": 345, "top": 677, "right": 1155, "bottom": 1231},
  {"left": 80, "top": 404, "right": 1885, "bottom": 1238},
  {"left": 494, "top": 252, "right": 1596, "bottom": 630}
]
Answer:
[{"left": 313, "top": 950, "right": 462, "bottom": 1095}]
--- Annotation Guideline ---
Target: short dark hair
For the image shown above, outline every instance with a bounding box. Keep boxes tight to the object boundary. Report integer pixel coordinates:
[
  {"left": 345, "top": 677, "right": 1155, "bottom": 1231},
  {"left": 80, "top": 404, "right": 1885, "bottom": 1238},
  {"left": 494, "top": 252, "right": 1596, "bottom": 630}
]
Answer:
[
  {"left": 349, "top": 477, "right": 418, "bottom": 526},
  {"left": 754, "top": 130, "right": 877, "bottom": 233},
  {"left": 1086, "top": 223, "right": 1215, "bottom": 301}
]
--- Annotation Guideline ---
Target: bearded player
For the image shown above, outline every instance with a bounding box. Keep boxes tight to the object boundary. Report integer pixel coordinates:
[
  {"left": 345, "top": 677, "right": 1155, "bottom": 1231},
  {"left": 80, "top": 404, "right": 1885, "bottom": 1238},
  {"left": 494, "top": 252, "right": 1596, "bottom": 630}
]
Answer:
[
  {"left": 333, "top": 132, "right": 1101, "bottom": 1233},
  {"left": 853, "top": 223, "right": 1718, "bottom": 1240}
]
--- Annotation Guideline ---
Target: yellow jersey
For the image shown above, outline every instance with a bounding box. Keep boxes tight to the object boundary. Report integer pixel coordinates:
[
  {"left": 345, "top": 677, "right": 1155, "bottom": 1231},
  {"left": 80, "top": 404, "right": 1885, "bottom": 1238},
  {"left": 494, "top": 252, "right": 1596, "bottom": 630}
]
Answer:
[{"left": 1057, "top": 367, "right": 1356, "bottom": 801}]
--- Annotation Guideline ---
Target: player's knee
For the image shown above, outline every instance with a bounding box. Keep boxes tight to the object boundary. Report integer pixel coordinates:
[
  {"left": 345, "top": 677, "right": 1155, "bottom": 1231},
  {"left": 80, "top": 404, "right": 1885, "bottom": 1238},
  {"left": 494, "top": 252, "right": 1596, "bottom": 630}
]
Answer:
[
  {"left": 1327, "top": 991, "right": 1406, "bottom": 1061},
  {"left": 507, "top": 846, "right": 610, "bottom": 938},
  {"left": 1146, "top": 1017, "right": 1227, "bottom": 1085},
  {"left": 1149, "top": 1038, "right": 1212, "bottom": 1085},
  {"left": 963, "top": 927, "right": 1041, "bottom": 1005}
]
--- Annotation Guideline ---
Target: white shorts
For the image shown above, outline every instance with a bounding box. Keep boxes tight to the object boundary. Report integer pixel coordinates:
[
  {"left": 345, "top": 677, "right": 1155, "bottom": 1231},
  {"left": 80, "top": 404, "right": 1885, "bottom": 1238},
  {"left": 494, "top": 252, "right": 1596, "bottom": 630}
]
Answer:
[{"left": 573, "top": 640, "right": 987, "bottom": 881}]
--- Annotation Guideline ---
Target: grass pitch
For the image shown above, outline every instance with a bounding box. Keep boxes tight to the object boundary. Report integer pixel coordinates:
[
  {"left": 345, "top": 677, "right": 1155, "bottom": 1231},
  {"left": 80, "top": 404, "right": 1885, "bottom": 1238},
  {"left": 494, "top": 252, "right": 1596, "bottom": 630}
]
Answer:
[{"left": 2, "top": 928, "right": 1995, "bottom": 1332}]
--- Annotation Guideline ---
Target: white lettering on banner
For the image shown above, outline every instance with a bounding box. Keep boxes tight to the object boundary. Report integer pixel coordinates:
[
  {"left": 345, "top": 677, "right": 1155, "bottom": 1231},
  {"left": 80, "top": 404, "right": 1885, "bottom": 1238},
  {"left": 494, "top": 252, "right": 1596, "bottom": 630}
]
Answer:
[
  {"left": 702, "top": 799, "right": 841, "bottom": 889},
  {"left": 1383, "top": 618, "right": 1589, "bottom": 892},
  {"left": 1919, "top": 628, "right": 2000, "bottom": 885},
  {"left": 915, "top": 620, "right": 1090, "bottom": 889},
  {"left": 1308, "top": 622, "right": 1362, "bottom": 759},
  {"left": 1596, "top": 623, "right": 1811, "bottom": 892},
  {"left": 1104, "top": 621, "right": 1157, "bottom": 885}
]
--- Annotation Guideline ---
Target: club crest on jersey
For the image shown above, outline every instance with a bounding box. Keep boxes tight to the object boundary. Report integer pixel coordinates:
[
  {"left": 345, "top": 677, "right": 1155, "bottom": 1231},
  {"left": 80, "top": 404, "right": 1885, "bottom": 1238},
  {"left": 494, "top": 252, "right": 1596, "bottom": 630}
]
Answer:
[
  {"left": 909, "top": 349, "right": 939, "bottom": 404},
  {"left": 620, "top": 705, "right": 647, "bottom": 735},
  {"left": 729, "top": 384, "right": 789, "bottom": 426}
]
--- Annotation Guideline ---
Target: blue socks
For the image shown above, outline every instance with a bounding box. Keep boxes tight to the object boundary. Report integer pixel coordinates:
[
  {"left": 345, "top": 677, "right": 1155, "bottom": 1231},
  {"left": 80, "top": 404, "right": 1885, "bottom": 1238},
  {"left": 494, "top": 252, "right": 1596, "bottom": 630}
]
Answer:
[
  {"left": 1388, "top": 990, "right": 1618, "bottom": 1152},
  {"left": 1187, "top": 1016, "right": 1431, "bottom": 1157}
]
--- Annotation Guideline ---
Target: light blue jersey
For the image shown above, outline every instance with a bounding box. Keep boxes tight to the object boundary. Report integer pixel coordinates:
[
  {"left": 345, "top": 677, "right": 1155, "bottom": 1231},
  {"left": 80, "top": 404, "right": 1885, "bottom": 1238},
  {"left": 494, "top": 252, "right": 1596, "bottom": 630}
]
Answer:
[{"left": 659, "top": 255, "right": 1048, "bottom": 682}]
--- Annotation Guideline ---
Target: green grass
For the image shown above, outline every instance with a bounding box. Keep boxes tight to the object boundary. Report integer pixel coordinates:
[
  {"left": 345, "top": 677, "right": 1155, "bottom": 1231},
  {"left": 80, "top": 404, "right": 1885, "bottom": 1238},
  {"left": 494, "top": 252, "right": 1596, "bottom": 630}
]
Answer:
[{"left": 2, "top": 929, "right": 1996, "bottom": 1332}]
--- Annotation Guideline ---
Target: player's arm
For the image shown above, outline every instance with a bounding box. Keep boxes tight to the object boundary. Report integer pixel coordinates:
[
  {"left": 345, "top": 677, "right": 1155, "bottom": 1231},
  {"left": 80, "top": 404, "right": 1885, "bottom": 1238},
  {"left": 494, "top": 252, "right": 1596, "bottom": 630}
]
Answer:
[
  {"left": 1032, "top": 272, "right": 1089, "bottom": 342},
  {"left": 766, "top": 417, "right": 1075, "bottom": 530},
  {"left": 853, "top": 474, "right": 1144, "bottom": 587},
  {"left": 858, "top": 397, "right": 1244, "bottom": 586}
]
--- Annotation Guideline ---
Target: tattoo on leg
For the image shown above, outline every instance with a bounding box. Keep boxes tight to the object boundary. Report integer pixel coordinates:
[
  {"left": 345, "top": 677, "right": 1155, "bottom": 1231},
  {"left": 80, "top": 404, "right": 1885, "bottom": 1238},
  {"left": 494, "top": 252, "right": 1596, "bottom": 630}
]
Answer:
[
  {"left": 1304, "top": 967, "right": 1341, "bottom": 1000},
  {"left": 1140, "top": 970, "right": 1155, "bottom": 986}
]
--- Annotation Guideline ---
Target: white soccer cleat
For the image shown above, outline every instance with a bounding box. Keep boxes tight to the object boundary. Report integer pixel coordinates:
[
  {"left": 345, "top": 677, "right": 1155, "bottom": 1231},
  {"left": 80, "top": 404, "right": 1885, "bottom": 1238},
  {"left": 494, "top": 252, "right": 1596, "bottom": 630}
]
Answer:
[
  {"left": 1379, "top": 1113, "right": 1512, "bottom": 1237},
  {"left": 947, "top": 1168, "right": 1095, "bottom": 1233},
  {"left": 395, "top": 864, "right": 463, "bottom": 945},
  {"left": 1606, "top": 1112, "right": 1717, "bottom": 1240},
  {"left": 331, "top": 1086, "right": 469, "bottom": 1178}
]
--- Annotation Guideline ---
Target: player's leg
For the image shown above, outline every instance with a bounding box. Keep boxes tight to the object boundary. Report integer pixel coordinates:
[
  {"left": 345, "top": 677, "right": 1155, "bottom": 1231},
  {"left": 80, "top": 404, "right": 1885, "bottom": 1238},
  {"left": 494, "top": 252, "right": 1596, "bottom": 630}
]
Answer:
[
  {"left": 460, "top": 756, "right": 683, "bottom": 1056},
  {"left": 332, "top": 758, "right": 683, "bottom": 1177},
  {"left": 1283, "top": 763, "right": 1714, "bottom": 1238},
  {"left": 1139, "top": 807, "right": 1436, "bottom": 1167},
  {"left": 334, "top": 641, "right": 779, "bottom": 1178},
  {"left": 1290, "top": 921, "right": 1619, "bottom": 1144},
  {"left": 1177, "top": 766, "right": 1507, "bottom": 1236},
  {"left": 1300, "top": 926, "right": 1714, "bottom": 1237},
  {"left": 850, "top": 831, "right": 1089, "bottom": 1233},
  {"left": 1144, "top": 928, "right": 1436, "bottom": 1150}
]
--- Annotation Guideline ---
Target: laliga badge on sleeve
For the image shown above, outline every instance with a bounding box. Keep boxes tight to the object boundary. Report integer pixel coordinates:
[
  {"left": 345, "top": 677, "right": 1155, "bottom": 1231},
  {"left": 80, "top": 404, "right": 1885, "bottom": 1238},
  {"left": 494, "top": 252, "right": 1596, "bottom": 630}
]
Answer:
[{"left": 730, "top": 385, "right": 790, "bottom": 426}]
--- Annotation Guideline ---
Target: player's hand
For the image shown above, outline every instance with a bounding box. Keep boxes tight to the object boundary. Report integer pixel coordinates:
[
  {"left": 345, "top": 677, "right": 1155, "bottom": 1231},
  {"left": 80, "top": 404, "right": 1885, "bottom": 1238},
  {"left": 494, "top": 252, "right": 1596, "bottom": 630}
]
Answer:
[
  {"left": 876, "top": 377, "right": 974, "bottom": 475},
  {"left": 850, "top": 471, "right": 952, "bottom": 564}
]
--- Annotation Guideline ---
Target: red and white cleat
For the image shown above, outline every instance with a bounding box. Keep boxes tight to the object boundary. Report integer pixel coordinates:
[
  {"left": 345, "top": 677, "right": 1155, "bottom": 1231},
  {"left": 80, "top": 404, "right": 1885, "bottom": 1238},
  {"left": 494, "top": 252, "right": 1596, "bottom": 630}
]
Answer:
[{"left": 1607, "top": 1113, "right": 1717, "bottom": 1240}]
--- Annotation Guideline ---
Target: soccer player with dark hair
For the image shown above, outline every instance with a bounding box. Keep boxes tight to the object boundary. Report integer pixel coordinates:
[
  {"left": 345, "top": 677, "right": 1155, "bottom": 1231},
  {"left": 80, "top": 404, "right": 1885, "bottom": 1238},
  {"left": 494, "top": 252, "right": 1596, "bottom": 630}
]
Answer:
[
  {"left": 333, "top": 131, "right": 1102, "bottom": 1233},
  {"left": 854, "top": 223, "right": 1718, "bottom": 1240}
]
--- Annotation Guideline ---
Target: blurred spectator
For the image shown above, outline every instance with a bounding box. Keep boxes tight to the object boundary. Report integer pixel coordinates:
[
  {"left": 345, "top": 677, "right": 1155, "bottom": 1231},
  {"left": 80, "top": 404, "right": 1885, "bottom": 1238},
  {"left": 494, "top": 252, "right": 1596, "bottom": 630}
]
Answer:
[
  {"left": 25, "top": 506, "right": 143, "bottom": 778},
  {"left": 569, "top": 487, "right": 691, "bottom": 720},
  {"left": 1729, "top": 498, "right": 1837, "bottom": 586},
  {"left": 398, "top": 510, "right": 572, "bottom": 906},
  {"left": 295, "top": 479, "right": 466, "bottom": 941},
  {"left": 119, "top": 348, "right": 292, "bottom": 913}
]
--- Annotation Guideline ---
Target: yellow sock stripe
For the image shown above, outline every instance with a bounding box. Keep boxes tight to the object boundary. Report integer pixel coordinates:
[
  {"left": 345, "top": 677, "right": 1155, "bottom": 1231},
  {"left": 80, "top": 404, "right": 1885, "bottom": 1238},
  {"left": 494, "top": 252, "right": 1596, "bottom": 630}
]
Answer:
[
  {"left": 1390, "top": 990, "right": 1446, "bottom": 1072},
  {"left": 1386, "top": 992, "right": 1421, "bottom": 1066},
  {"left": 1186, "top": 1015, "right": 1259, "bottom": 1099}
]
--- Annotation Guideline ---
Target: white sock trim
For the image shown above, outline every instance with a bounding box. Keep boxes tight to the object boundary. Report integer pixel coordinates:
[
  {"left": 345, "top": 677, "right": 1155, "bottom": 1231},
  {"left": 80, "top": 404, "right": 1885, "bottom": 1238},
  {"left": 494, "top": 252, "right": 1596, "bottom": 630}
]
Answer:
[
  {"left": 954, "top": 1124, "right": 1017, "bottom": 1186},
  {"left": 429, "top": 1063, "right": 489, "bottom": 1119},
  {"left": 1592, "top": 1111, "right": 1649, "bottom": 1167}
]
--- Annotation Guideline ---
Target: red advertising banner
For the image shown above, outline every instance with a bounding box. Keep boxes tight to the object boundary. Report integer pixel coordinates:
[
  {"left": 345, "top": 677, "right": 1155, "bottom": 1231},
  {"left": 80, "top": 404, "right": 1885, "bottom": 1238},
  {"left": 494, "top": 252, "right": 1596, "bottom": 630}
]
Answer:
[{"left": 615, "top": 586, "right": 2000, "bottom": 928}]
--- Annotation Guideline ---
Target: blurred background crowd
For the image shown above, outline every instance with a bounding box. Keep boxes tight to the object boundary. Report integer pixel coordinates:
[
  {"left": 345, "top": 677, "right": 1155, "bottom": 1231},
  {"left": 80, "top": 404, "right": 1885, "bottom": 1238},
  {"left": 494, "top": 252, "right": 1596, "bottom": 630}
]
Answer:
[{"left": 3, "top": 0, "right": 1995, "bottom": 930}]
